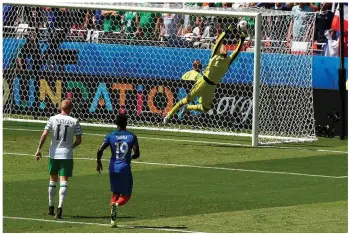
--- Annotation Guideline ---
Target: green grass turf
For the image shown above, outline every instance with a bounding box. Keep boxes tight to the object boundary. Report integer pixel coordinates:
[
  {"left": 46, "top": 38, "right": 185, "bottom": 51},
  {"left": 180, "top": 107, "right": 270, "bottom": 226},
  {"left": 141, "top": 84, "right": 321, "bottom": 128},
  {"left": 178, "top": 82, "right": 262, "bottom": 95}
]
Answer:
[{"left": 2, "top": 121, "right": 348, "bottom": 232}]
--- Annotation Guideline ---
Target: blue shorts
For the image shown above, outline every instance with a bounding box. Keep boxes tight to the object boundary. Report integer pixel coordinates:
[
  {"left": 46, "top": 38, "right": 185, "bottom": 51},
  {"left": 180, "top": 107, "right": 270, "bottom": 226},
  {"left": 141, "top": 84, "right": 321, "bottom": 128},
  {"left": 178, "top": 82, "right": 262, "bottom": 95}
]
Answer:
[{"left": 109, "top": 170, "right": 133, "bottom": 195}]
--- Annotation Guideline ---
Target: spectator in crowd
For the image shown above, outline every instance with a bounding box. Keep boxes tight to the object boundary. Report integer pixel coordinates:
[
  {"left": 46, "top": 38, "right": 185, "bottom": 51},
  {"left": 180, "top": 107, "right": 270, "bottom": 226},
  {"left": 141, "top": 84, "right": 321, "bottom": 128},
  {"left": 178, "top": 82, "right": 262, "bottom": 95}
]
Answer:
[
  {"left": 161, "top": 12, "right": 183, "bottom": 39},
  {"left": 69, "top": 9, "right": 88, "bottom": 37},
  {"left": 85, "top": 10, "right": 103, "bottom": 31},
  {"left": 42, "top": 8, "right": 70, "bottom": 71},
  {"left": 52, "top": 8, "right": 70, "bottom": 29},
  {"left": 287, "top": 3, "right": 313, "bottom": 42},
  {"left": 136, "top": 11, "right": 162, "bottom": 40},
  {"left": 201, "top": 17, "right": 216, "bottom": 40},
  {"left": 166, "top": 19, "right": 193, "bottom": 48},
  {"left": 200, "top": 20, "right": 221, "bottom": 49},
  {"left": 102, "top": 10, "right": 124, "bottom": 33},
  {"left": 285, "top": 3, "right": 296, "bottom": 10},
  {"left": 176, "top": 16, "right": 204, "bottom": 47},
  {"left": 24, "top": 6, "right": 46, "bottom": 29},
  {"left": 202, "top": 2, "right": 216, "bottom": 8},
  {"left": 3, "top": 5, "right": 21, "bottom": 34},
  {"left": 183, "top": 2, "right": 200, "bottom": 30},
  {"left": 46, "top": 7, "right": 56, "bottom": 30},
  {"left": 270, "top": 3, "right": 289, "bottom": 11},
  {"left": 253, "top": 2, "right": 274, "bottom": 8},
  {"left": 16, "top": 32, "right": 42, "bottom": 72},
  {"left": 232, "top": 2, "right": 243, "bottom": 9},
  {"left": 324, "top": 29, "right": 339, "bottom": 57},
  {"left": 292, "top": 3, "right": 313, "bottom": 13},
  {"left": 3, "top": 5, "right": 14, "bottom": 26},
  {"left": 222, "top": 2, "right": 232, "bottom": 8},
  {"left": 84, "top": 9, "right": 100, "bottom": 42},
  {"left": 177, "top": 20, "right": 192, "bottom": 36},
  {"left": 84, "top": 10, "right": 104, "bottom": 42},
  {"left": 123, "top": 11, "right": 138, "bottom": 39},
  {"left": 161, "top": 12, "right": 185, "bottom": 46},
  {"left": 193, "top": 16, "right": 204, "bottom": 38},
  {"left": 310, "top": 3, "right": 321, "bottom": 12},
  {"left": 314, "top": 3, "right": 334, "bottom": 53},
  {"left": 323, "top": 28, "right": 348, "bottom": 57}
]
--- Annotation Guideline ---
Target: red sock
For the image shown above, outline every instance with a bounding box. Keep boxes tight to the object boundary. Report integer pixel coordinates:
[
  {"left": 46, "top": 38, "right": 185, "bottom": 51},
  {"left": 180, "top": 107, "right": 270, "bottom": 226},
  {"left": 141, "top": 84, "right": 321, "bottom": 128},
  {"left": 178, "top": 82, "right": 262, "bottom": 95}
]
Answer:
[
  {"left": 116, "top": 195, "right": 131, "bottom": 206},
  {"left": 110, "top": 193, "right": 120, "bottom": 204}
]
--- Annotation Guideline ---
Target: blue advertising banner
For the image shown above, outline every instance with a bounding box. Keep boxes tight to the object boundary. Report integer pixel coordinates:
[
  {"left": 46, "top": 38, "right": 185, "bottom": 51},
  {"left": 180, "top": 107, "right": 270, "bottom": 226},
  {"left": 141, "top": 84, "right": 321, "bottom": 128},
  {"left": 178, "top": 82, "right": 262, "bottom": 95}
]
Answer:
[{"left": 3, "top": 38, "right": 348, "bottom": 90}]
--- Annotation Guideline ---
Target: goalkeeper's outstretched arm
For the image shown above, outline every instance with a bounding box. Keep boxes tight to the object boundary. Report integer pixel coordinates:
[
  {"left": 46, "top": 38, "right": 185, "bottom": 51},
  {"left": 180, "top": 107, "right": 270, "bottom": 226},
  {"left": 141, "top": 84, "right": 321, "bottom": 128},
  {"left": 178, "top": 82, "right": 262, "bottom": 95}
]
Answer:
[
  {"left": 211, "top": 31, "right": 228, "bottom": 58},
  {"left": 228, "top": 32, "right": 247, "bottom": 66}
]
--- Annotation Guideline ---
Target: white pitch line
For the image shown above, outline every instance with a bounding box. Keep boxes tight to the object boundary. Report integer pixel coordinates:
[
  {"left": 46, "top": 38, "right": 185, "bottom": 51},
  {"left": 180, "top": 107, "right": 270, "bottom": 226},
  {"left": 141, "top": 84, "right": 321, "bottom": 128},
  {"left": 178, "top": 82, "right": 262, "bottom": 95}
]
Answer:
[
  {"left": 3, "top": 152, "right": 347, "bottom": 179},
  {"left": 3, "top": 216, "right": 199, "bottom": 233},
  {"left": 3, "top": 127, "right": 348, "bottom": 154}
]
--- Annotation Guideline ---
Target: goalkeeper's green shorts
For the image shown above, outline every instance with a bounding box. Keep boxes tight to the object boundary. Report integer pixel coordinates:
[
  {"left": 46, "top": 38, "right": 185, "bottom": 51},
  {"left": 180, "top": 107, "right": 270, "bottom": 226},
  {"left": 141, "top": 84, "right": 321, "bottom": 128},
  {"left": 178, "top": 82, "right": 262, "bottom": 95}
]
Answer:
[
  {"left": 187, "top": 76, "right": 217, "bottom": 109},
  {"left": 48, "top": 158, "right": 74, "bottom": 177}
]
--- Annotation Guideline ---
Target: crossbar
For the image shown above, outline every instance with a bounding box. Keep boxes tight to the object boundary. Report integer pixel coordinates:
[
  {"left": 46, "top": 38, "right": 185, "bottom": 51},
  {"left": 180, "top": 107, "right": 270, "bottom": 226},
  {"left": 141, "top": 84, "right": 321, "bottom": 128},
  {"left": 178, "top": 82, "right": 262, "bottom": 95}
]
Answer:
[{"left": 3, "top": 0, "right": 260, "bottom": 18}]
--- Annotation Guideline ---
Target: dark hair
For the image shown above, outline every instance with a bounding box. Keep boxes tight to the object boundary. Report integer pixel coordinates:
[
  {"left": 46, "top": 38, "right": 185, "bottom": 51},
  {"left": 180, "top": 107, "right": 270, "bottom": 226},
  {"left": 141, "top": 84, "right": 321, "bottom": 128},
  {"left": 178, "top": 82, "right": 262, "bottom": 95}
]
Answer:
[
  {"left": 116, "top": 114, "right": 127, "bottom": 129},
  {"left": 192, "top": 59, "right": 202, "bottom": 72}
]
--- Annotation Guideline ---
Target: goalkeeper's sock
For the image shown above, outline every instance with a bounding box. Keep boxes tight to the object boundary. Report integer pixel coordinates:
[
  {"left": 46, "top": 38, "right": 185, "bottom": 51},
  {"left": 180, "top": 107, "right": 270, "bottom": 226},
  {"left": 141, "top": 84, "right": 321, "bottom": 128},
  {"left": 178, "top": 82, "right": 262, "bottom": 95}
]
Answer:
[
  {"left": 48, "top": 181, "right": 57, "bottom": 207},
  {"left": 116, "top": 195, "right": 131, "bottom": 206},
  {"left": 110, "top": 193, "right": 120, "bottom": 204},
  {"left": 187, "top": 104, "right": 204, "bottom": 112},
  {"left": 58, "top": 181, "right": 68, "bottom": 208},
  {"left": 166, "top": 98, "right": 189, "bottom": 118}
]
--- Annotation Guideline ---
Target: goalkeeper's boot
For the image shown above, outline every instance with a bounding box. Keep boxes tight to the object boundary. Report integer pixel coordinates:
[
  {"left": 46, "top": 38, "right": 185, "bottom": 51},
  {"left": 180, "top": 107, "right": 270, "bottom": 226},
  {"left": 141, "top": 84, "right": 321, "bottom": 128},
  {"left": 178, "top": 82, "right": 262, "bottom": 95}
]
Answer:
[
  {"left": 54, "top": 207, "right": 63, "bottom": 219},
  {"left": 110, "top": 203, "right": 118, "bottom": 228},
  {"left": 163, "top": 115, "right": 170, "bottom": 125},
  {"left": 180, "top": 105, "right": 189, "bottom": 116},
  {"left": 48, "top": 206, "right": 55, "bottom": 216}
]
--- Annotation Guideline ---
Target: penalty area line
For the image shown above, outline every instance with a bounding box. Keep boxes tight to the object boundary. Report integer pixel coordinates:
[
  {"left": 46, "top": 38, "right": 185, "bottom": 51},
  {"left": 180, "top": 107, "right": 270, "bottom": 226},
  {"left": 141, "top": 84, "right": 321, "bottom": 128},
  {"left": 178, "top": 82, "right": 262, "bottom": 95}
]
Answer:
[
  {"left": 3, "top": 152, "right": 347, "bottom": 179},
  {"left": 3, "top": 127, "right": 348, "bottom": 154},
  {"left": 3, "top": 216, "right": 200, "bottom": 233}
]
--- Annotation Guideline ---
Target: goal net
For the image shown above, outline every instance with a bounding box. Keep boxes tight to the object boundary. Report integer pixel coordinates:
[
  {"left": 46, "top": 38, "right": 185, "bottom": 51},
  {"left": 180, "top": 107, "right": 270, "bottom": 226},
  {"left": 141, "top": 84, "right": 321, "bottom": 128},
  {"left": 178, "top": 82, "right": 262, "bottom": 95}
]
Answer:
[{"left": 2, "top": 1, "right": 317, "bottom": 145}]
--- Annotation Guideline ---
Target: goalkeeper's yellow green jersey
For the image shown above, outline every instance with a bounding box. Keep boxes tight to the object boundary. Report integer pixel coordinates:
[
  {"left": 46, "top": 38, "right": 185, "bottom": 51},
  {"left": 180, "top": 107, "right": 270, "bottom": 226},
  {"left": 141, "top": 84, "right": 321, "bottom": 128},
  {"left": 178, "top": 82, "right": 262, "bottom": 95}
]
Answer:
[
  {"left": 181, "top": 70, "right": 203, "bottom": 81},
  {"left": 203, "top": 31, "right": 245, "bottom": 85}
]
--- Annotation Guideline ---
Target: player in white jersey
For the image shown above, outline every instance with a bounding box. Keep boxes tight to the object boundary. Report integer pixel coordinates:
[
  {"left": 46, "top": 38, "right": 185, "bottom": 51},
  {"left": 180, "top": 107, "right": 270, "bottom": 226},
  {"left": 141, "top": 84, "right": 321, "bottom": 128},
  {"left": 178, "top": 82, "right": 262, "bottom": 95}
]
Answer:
[{"left": 35, "top": 99, "right": 82, "bottom": 219}]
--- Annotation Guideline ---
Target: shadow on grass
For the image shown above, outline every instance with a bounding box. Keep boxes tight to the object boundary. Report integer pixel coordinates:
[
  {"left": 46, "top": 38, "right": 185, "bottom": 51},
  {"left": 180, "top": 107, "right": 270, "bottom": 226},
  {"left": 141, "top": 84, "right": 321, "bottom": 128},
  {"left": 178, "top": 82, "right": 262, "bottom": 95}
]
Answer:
[
  {"left": 71, "top": 215, "right": 136, "bottom": 219},
  {"left": 118, "top": 224, "right": 188, "bottom": 230}
]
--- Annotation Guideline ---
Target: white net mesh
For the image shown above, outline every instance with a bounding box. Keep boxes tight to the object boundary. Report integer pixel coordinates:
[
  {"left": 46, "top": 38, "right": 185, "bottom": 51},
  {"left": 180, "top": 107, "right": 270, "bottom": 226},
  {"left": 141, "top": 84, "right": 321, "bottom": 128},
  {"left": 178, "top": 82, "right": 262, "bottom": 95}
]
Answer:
[{"left": 2, "top": 2, "right": 317, "bottom": 144}]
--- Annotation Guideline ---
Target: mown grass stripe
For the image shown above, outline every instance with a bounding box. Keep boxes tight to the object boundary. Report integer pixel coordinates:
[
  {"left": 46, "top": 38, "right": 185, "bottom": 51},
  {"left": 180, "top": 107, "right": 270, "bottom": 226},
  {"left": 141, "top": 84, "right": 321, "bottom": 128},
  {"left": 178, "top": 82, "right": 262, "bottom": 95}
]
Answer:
[
  {"left": 3, "top": 216, "right": 199, "bottom": 233},
  {"left": 3, "top": 127, "right": 347, "bottom": 154},
  {"left": 3, "top": 152, "right": 347, "bottom": 179}
]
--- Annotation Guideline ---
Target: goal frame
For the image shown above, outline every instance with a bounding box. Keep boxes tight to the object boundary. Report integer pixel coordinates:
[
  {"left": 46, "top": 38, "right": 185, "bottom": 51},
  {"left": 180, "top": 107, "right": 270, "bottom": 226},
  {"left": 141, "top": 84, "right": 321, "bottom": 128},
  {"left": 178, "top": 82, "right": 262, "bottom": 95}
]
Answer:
[{"left": 3, "top": 0, "right": 262, "bottom": 146}]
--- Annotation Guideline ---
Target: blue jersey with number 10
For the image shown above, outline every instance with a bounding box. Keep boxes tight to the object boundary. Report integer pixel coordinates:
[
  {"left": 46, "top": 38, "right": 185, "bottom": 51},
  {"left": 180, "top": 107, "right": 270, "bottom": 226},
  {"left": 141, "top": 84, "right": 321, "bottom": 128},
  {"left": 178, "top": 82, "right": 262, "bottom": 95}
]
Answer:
[{"left": 103, "top": 130, "right": 138, "bottom": 173}]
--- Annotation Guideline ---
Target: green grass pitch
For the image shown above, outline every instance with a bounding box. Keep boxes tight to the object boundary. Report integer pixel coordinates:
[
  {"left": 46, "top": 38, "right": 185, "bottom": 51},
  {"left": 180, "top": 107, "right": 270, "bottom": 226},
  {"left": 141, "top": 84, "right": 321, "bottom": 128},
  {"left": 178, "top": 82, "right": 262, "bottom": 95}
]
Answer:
[{"left": 2, "top": 120, "right": 348, "bottom": 232}]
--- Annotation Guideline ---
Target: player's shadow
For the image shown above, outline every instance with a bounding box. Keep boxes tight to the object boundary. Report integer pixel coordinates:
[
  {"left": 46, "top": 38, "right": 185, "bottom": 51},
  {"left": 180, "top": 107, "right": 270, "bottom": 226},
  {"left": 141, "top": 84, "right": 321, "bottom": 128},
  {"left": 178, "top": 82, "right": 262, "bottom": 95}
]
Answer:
[
  {"left": 180, "top": 142, "right": 248, "bottom": 149},
  {"left": 71, "top": 215, "right": 136, "bottom": 219},
  {"left": 127, "top": 225, "right": 188, "bottom": 230}
]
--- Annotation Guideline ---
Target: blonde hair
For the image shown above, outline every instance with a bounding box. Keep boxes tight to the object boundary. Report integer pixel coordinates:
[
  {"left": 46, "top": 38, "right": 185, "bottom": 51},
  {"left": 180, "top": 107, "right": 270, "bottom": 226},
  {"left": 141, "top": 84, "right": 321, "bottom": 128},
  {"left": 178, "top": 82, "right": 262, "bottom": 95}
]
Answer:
[{"left": 61, "top": 99, "right": 73, "bottom": 112}]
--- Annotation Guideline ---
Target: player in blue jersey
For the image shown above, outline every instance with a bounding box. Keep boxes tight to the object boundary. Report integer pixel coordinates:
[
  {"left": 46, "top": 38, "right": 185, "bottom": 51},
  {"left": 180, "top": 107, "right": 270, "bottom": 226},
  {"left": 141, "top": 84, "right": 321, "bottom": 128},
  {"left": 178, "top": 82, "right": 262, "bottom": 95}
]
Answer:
[{"left": 96, "top": 114, "right": 140, "bottom": 227}]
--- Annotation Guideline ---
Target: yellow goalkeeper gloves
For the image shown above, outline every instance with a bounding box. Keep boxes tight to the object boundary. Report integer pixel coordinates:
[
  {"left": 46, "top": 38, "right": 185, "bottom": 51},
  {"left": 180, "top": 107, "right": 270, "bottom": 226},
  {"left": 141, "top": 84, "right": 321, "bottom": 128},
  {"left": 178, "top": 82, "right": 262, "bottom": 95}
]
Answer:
[{"left": 240, "top": 31, "right": 248, "bottom": 38}]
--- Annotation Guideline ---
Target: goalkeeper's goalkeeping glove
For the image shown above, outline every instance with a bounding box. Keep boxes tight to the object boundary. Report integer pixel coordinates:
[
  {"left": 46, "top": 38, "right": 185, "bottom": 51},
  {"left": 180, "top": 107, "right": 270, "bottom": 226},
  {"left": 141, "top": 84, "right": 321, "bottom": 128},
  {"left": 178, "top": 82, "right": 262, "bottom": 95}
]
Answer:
[
  {"left": 226, "top": 25, "right": 248, "bottom": 38},
  {"left": 240, "top": 31, "right": 248, "bottom": 39}
]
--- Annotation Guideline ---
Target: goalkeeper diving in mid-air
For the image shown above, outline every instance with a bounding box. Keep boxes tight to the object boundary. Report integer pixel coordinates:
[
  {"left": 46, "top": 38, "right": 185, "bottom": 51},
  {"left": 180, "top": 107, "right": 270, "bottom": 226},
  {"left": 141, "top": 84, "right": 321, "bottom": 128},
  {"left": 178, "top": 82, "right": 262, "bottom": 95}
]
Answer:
[{"left": 164, "top": 21, "right": 248, "bottom": 124}]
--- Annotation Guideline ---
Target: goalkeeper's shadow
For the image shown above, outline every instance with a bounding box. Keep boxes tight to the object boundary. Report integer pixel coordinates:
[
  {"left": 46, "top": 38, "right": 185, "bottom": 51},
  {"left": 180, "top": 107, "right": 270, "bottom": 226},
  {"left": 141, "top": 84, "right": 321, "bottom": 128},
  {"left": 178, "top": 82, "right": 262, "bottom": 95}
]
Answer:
[
  {"left": 144, "top": 132, "right": 250, "bottom": 143},
  {"left": 128, "top": 225, "right": 188, "bottom": 230}
]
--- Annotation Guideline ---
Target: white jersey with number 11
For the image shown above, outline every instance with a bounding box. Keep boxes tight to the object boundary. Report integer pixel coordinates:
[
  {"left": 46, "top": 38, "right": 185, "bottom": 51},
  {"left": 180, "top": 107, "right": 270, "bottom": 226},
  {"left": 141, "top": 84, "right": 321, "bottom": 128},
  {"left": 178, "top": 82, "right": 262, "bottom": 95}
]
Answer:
[{"left": 44, "top": 114, "right": 82, "bottom": 159}]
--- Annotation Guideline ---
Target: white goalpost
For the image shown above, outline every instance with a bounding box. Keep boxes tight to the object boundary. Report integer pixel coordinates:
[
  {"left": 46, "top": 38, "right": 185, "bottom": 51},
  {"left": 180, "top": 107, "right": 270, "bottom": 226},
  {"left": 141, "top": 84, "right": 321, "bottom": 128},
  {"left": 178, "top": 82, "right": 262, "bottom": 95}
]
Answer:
[{"left": 2, "top": 1, "right": 317, "bottom": 146}]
